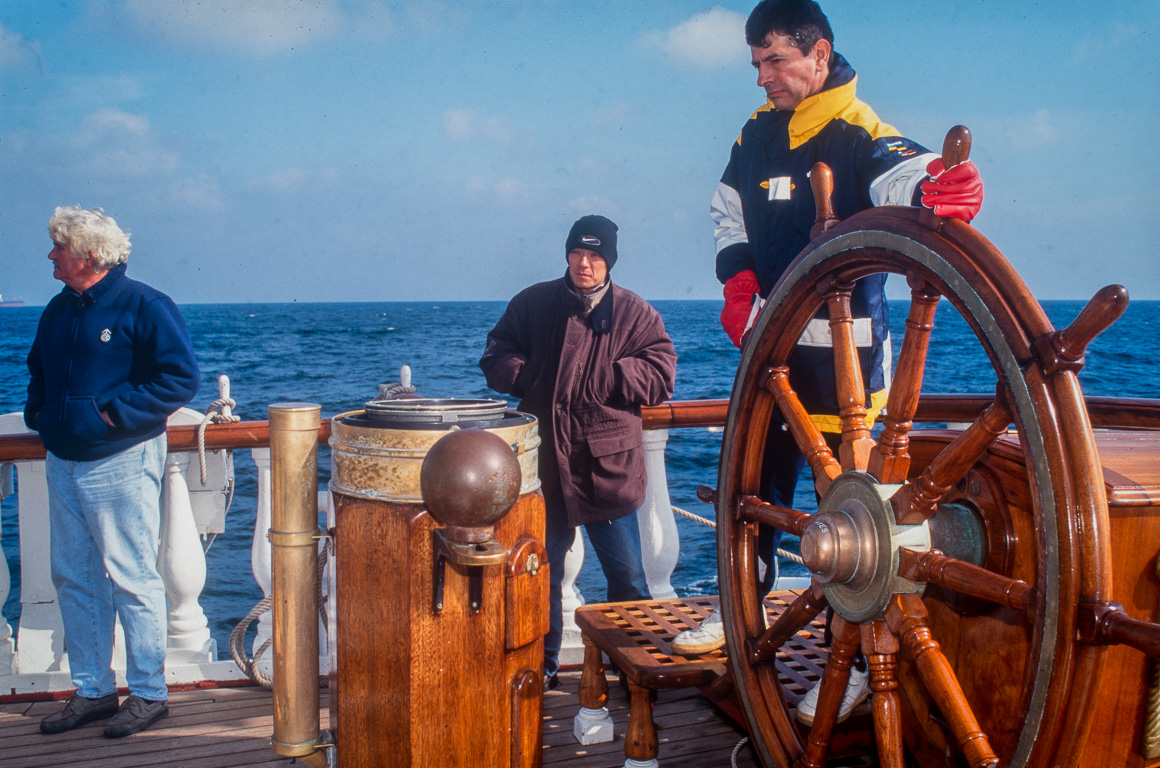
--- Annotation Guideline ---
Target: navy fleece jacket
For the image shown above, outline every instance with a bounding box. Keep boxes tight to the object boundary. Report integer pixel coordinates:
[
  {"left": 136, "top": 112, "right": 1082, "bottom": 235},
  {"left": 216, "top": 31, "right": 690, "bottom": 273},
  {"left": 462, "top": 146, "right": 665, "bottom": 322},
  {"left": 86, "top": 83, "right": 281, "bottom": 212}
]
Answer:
[{"left": 25, "top": 264, "right": 199, "bottom": 461}]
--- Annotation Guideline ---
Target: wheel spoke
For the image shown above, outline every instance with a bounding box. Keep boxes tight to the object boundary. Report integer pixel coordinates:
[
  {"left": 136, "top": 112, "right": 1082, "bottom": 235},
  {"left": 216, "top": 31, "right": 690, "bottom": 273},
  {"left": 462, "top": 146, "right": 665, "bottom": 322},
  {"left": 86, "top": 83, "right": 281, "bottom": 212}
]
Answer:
[
  {"left": 885, "top": 594, "right": 1000, "bottom": 768},
  {"left": 736, "top": 495, "right": 813, "bottom": 536},
  {"left": 798, "top": 615, "right": 862, "bottom": 768},
  {"left": 898, "top": 547, "right": 1036, "bottom": 614},
  {"left": 861, "top": 621, "right": 905, "bottom": 768},
  {"left": 762, "top": 365, "right": 841, "bottom": 495},
  {"left": 748, "top": 581, "right": 827, "bottom": 666},
  {"left": 891, "top": 388, "right": 1012, "bottom": 525},
  {"left": 868, "top": 275, "right": 940, "bottom": 483},
  {"left": 821, "top": 278, "right": 876, "bottom": 472}
]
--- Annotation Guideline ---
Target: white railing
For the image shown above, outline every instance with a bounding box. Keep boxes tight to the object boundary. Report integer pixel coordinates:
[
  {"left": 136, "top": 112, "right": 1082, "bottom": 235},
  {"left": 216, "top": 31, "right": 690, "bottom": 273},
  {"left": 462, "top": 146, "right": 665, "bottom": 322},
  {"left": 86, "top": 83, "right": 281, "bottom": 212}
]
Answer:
[{"left": 0, "top": 413, "right": 684, "bottom": 694}]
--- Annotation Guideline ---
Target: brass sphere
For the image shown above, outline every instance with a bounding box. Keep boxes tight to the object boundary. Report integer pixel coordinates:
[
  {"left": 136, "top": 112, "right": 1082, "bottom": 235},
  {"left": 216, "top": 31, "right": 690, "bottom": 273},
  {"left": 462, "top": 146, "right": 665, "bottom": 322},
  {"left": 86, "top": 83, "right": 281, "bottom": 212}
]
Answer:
[{"left": 420, "top": 428, "right": 521, "bottom": 543}]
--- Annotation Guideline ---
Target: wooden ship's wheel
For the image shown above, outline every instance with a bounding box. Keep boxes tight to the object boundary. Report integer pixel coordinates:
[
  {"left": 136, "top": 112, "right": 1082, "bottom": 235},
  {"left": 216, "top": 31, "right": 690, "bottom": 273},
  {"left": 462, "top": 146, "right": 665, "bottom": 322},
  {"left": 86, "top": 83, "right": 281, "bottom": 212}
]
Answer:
[{"left": 716, "top": 127, "right": 1159, "bottom": 768}]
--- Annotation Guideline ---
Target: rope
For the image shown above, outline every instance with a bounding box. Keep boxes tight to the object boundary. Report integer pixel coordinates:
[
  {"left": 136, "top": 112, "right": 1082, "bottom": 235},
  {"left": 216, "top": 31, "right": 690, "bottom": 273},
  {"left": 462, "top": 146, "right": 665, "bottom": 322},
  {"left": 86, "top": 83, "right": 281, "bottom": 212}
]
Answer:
[
  {"left": 672, "top": 504, "right": 716, "bottom": 528},
  {"left": 1145, "top": 660, "right": 1160, "bottom": 758},
  {"left": 1145, "top": 553, "right": 1160, "bottom": 758},
  {"left": 230, "top": 537, "right": 330, "bottom": 689},
  {"left": 377, "top": 381, "right": 416, "bottom": 399},
  {"left": 672, "top": 504, "right": 805, "bottom": 566},
  {"left": 731, "top": 736, "right": 750, "bottom": 767},
  {"left": 197, "top": 397, "right": 240, "bottom": 484}
]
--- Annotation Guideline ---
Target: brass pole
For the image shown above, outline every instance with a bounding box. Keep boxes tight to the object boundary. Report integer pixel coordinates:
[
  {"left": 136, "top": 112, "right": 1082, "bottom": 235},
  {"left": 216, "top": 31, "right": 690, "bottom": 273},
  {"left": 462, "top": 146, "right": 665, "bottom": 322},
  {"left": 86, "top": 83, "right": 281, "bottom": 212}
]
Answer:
[{"left": 268, "top": 403, "right": 329, "bottom": 767}]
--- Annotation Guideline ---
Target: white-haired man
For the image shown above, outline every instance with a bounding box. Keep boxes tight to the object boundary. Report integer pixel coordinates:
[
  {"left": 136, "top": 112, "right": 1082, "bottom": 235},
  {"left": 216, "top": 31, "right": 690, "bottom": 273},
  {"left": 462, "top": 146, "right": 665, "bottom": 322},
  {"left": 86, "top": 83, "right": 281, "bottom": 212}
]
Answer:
[{"left": 26, "top": 206, "right": 199, "bottom": 738}]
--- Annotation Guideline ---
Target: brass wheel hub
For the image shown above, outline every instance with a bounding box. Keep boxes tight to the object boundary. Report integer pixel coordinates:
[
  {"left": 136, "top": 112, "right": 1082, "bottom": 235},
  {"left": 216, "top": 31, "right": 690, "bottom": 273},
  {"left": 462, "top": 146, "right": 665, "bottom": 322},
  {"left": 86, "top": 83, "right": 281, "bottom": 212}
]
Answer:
[{"left": 808, "top": 472, "right": 932, "bottom": 622}]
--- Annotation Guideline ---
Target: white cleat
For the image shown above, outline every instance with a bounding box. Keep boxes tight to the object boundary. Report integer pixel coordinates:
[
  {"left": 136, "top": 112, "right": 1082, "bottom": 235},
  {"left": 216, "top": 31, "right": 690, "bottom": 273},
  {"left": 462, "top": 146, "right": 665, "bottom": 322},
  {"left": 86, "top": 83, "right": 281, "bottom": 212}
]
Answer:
[
  {"left": 671, "top": 608, "right": 726, "bottom": 655},
  {"left": 795, "top": 665, "right": 870, "bottom": 726}
]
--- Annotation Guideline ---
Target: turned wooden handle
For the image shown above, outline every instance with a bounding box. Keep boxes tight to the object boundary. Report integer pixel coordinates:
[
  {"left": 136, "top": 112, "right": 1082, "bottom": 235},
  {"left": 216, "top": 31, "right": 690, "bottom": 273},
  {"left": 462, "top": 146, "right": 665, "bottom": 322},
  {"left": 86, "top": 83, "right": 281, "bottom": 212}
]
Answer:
[
  {"left": 812, "top": 162, "right": 836, "bottom": 221},
  {"left": 1032, "top": 284, "right": 1129, "bottom": 376},
  {"left": 941, "top": 125, "right": 972, "bottom": 170},
  {"left": 810, "top": 162, "right": 839, "bottom": 239},
  {"left": 1054, "top": 284, "right": 1130, "bottom": 362},
  {"left": 920, "top": 125, "right": 973, "bottom": 230},
  {"left": 1078, "top": 601, "right": 1160, "bottom": 658}
]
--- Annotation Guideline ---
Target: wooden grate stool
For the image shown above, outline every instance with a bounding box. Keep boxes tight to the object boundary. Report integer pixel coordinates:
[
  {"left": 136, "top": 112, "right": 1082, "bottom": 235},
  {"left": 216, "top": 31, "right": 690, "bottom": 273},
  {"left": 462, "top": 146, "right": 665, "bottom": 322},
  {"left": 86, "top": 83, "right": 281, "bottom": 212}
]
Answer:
[{"left": 573, "top": 592, "right": 829, "bottom": 767}]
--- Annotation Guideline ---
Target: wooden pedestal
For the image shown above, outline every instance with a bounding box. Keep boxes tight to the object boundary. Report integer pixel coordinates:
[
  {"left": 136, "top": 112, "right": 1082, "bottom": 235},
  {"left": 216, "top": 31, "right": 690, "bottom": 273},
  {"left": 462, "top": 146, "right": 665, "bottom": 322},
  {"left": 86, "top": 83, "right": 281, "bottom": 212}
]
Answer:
[{"left": 330, "top": 489, "right": 547, "bottom": 768}]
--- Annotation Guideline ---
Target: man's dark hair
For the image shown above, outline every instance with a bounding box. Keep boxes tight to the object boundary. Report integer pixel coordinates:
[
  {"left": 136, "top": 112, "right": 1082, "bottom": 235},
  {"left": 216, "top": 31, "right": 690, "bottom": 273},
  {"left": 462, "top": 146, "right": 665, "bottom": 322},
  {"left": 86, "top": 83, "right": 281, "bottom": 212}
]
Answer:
[{"left": 745, "top": 0, "right": 834, "bottom": 53}]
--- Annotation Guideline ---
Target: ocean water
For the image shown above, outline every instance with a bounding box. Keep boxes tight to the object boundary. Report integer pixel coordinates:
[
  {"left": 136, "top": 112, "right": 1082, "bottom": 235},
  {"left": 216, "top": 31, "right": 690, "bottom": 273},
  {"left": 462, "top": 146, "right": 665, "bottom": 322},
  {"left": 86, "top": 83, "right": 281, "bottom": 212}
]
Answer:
[{"left": 2, "top": 297, "right": 1158, "bottom": 656}]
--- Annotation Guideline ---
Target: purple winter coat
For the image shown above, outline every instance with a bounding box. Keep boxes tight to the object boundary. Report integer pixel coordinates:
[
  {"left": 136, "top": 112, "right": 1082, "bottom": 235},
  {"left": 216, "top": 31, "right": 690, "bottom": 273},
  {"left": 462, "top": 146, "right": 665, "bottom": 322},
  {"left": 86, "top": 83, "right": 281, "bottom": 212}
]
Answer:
[{"left": 480, "top": 275, "right": 676, "bottom": 527}]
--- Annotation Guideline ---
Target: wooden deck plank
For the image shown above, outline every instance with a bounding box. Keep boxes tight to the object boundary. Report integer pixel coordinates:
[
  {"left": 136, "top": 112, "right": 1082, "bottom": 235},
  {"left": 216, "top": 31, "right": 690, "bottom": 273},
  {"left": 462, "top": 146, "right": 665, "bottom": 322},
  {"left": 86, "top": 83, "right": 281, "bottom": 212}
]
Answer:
[{"left": 0, "top": 672, "right": 762, "bottom": 768}]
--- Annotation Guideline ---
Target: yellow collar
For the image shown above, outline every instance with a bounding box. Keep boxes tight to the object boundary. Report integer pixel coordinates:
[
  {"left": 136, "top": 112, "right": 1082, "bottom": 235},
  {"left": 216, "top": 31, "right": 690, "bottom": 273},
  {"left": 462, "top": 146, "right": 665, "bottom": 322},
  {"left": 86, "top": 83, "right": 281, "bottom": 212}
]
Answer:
[{"left": 784, "top": 76, "right": 858, "bottom": 149}]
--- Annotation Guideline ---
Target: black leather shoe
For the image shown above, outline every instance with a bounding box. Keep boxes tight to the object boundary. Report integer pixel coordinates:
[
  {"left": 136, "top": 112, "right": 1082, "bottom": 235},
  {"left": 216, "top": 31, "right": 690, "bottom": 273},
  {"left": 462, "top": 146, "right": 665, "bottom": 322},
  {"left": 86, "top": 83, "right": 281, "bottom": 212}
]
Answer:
[
  {"left": 543, "top": 673, "right": 559, "bottom": 691},
  {"left": 103, "top": 695, "right": 169, "bottom": 738},
  {"left": 40, "top": 693, "right": 119, "bottom": 734}
]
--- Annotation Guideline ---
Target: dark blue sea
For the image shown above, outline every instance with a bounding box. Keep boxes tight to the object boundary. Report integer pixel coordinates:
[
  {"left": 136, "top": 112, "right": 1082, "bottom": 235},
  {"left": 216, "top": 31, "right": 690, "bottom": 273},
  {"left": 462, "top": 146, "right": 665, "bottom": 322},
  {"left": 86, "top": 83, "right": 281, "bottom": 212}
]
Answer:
[{"left": 2, "top": 298, "right": 1158, "bottom": 656}]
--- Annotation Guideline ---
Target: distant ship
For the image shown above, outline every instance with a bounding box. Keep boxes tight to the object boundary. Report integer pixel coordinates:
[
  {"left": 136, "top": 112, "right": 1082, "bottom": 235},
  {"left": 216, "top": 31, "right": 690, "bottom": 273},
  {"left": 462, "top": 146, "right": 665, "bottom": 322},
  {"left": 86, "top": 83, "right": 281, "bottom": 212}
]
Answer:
[{"left": 0, "top": 293, "right": 25, "bottom": 307}]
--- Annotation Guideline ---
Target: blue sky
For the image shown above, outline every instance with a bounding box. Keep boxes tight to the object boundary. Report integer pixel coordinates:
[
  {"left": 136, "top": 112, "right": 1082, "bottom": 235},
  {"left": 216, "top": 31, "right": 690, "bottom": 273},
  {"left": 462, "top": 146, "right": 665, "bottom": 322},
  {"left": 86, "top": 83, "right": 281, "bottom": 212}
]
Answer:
[{"left": 1, "top": 1, "right": 1157, "bottom": 305}]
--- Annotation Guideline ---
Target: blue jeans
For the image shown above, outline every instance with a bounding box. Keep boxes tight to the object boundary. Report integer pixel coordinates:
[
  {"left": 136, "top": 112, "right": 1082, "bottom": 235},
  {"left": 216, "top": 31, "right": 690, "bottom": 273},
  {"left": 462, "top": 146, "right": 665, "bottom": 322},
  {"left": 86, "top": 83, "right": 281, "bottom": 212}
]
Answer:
[
  {"left": 46, "top": 434, "right": 169, "bottom": 701},
  {"left": 543, "top": 489, "right": 651, "bottom": 677}
]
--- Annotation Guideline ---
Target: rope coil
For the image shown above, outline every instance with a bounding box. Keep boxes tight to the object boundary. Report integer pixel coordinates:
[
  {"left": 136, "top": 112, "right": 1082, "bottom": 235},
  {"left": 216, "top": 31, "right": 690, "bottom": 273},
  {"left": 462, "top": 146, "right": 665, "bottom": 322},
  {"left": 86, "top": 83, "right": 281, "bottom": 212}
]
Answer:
[{"left": 229, "top": 538, "right": 330, "bottom": 690}]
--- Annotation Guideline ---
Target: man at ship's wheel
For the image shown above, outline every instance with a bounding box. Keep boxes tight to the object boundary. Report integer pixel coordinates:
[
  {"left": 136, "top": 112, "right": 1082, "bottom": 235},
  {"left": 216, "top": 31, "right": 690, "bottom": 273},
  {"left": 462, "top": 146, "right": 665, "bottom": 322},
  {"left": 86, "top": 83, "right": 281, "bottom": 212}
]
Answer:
[{"left": 669, "top": 0, "right": 984, "bottom": 726}]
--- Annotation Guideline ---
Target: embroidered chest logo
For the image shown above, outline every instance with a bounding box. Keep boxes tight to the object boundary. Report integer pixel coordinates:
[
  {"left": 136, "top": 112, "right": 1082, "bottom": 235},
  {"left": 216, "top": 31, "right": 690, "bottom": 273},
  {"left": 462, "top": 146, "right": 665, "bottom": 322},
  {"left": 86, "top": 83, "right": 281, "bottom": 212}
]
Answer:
[
  {"left": 761, "top": 177, "right": 794, "bottom": 201},
  {"left": 884, "top": 140, "right": 917, "bottom": 158},
  {"left": 99, "top": 328, "right": 112, "bottom": 343}
]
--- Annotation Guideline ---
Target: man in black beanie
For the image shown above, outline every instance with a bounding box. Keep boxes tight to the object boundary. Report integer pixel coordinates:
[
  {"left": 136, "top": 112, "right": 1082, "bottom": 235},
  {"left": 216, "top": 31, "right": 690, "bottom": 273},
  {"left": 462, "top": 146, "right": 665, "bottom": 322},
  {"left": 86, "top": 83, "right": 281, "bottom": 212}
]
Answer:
[{"left": 480, "top": 214, "right": 676, "bottom": 688}]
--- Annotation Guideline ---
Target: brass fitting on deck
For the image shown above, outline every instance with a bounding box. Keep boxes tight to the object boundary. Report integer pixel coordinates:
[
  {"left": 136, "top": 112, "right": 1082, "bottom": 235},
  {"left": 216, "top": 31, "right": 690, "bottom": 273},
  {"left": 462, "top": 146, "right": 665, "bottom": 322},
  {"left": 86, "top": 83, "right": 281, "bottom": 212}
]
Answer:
[{"left": 268, "top": 403, "right": 331, "bottom": 767}]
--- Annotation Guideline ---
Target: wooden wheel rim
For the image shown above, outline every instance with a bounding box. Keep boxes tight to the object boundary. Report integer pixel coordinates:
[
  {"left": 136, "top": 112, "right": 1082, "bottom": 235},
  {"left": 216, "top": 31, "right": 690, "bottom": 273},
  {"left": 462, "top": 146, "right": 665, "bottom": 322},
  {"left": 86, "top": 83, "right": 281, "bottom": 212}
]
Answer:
[{"left": 716, "top": 208, "right": 1107, "bottom": 768}]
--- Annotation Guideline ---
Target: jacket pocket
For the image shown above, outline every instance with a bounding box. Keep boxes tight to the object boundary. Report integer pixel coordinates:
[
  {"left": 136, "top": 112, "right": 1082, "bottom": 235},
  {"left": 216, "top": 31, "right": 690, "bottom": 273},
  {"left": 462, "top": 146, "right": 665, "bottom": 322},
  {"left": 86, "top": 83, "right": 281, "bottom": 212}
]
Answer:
[
  {"left": 64, "top": 397, "right": 111, "bottom": 444},
  {"left": 586, "top": 427, "right": 644, "bottom": 510}
]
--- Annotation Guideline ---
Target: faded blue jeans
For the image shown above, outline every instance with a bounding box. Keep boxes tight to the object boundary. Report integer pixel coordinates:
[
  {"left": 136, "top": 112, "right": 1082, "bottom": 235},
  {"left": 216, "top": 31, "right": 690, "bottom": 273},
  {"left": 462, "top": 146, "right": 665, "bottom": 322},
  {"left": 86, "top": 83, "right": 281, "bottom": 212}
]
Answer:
[
  {"left": 543, "top": 489, "right": 651, "bottom": 678},
  {"left": 46, "top": 434, "right": 169, "bottom": 701}
]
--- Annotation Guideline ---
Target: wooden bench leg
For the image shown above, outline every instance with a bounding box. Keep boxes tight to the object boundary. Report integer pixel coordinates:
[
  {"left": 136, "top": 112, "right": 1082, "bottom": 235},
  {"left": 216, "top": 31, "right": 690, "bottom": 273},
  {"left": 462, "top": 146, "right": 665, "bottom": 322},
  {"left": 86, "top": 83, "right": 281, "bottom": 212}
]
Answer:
[
  {"left": 574, "top": 635, "right": 614, "bottom": 745},
  {"left": 624, "top": 681, "right": 659, "bottom": 768}
]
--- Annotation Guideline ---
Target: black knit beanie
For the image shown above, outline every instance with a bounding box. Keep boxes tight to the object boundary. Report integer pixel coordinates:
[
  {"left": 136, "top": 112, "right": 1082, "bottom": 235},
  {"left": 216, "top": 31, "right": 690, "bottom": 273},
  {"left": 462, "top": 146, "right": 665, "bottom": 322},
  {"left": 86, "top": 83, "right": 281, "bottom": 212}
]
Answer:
[{"left": 564, "top": 215, "right": 618, "bottom": 269}]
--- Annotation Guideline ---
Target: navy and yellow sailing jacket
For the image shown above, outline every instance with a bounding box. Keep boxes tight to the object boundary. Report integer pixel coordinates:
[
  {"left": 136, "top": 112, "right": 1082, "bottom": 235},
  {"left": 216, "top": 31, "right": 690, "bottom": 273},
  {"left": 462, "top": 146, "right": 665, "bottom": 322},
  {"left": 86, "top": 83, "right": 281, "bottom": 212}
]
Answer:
[{"left": 711, "top": 52, "right": 935, "bottom": 428}]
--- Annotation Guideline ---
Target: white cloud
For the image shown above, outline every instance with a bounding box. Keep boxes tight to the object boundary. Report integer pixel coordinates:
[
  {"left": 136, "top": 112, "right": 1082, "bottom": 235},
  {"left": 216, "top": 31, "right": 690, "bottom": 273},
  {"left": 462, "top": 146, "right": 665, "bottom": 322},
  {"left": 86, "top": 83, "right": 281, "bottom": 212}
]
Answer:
[
  {"left": 589, "top": 100, "right": 635, "bottom": 129},
  {"left": 84, "top": 108, "right": 151, "bottom": 136},
  {"left": 1005, "top": 109, "right": 1059, "bottom": 149},
  {"left": 568, "top": 196, "right": 619, "bottom": 218},
  {"left": 242, "top": 165, "right": 342, "bottom": 194},
  {"left": 465, "top": 175, "right": 531, "bottom": 201},
  {"left": 73, "top": 109, "right": 181, "bottom": 178},
  {"left": 171, "top": 173, "right": 224, "bottom": 210},
  {"left": 120, "top": 0, "right": 371, "bottom": 55},
  {"left": 641, "top": 7, "right": 747, "bottom": 69},
  {"left": 1076, "top": 22, "right": 1148, "bottom": 62},
  {"left": 245, "top": 167, "right": 310, "bottom": 193},
  {"left": 0, "top": 21, "right": 41, "bottom": 73},
  {"left": 442, "top": 108, "right": 512, "bottom": 142}
]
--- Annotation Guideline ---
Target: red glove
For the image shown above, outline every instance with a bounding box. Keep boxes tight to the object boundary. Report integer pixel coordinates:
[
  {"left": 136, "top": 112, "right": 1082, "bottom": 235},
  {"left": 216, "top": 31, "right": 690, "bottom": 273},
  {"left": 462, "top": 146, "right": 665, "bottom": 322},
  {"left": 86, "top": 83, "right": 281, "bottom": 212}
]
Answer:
[
  {"left": 921, "top": 158, "right": 983, "bottom": 221},
  {"left": 721, "top": 270, "right": 761, "bottom": 348}
]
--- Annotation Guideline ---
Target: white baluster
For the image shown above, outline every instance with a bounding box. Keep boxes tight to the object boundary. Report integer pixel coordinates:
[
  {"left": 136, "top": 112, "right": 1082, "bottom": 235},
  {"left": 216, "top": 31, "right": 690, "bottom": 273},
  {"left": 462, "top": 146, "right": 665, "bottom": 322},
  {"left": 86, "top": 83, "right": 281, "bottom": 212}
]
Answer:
[
  {"left": 7, "top": 455, "right": 67, "bottom": 675},
  {"left": 318, "top": 488, "right": 331, "bottom": 676},
  {"left": 250, "top": 447, "right": 274, "bottom": 680},
  {"left": 559, "top": 530, "right": 586, "bottom": 661},
  {"left": 638, "top": 428, "right": 678, "bottom": 600},
  {"left": 159, "top": 451, "right": 214, "bottom": 660},
  {"left": 0, "top": 463, "right": 13, "bottom": 673}
]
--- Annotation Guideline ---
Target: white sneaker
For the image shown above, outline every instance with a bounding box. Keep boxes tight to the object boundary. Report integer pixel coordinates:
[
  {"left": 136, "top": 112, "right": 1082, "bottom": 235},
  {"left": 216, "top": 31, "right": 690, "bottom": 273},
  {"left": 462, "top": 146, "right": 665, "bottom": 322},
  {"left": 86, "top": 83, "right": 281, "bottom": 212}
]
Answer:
[
  {"left": 671, "top": 608, "right": 726, "bottom": 655},
  {"left": 795, "top": 665, "right": 870, "bottom": 726}
]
